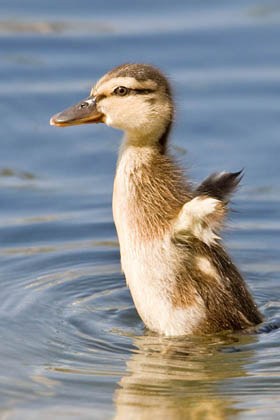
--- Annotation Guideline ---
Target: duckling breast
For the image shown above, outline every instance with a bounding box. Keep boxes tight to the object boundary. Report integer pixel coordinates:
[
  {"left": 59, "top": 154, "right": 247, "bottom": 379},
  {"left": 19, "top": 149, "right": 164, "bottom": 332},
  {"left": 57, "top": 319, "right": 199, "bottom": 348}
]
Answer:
[{"left": 121, "top": 234, "right": 207, "bottom": 336}]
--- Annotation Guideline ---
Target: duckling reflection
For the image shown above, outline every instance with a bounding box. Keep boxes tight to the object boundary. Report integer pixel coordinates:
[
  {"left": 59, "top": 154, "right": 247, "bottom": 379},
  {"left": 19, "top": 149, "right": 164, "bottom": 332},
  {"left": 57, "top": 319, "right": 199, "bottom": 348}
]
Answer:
[
  {"left": 113, "top": 333, "right": 257, "bottom": 420},
  {"left": 51, "top": 63, "right": 262, "bottom": 336}
]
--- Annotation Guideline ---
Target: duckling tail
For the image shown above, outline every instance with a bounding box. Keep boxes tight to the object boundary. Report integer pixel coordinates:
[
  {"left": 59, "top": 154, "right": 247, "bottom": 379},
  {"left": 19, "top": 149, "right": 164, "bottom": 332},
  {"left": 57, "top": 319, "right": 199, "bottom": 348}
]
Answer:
[{"left": 195, "top": 170, "right": 244, "bottom": 202}]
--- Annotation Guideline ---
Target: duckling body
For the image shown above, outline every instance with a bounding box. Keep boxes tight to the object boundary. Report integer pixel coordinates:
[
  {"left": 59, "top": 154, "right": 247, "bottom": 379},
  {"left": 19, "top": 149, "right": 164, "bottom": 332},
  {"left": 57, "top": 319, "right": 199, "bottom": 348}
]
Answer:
[
  {"left": 113, "top": 145, "right": 198, "bottom": 336},
  {"left": 51, "top": 63, "right": 262, "bottom": 335},
  {"left": 113, "top": 143, "right": 261, "bottom": 335}
]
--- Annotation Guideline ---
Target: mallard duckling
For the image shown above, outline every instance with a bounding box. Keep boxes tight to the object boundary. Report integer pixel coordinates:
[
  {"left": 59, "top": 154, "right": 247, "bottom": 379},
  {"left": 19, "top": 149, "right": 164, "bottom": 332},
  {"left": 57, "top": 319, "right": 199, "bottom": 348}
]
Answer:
[{"left": 50, "top": 63, "right": 262, "bottom": 336}]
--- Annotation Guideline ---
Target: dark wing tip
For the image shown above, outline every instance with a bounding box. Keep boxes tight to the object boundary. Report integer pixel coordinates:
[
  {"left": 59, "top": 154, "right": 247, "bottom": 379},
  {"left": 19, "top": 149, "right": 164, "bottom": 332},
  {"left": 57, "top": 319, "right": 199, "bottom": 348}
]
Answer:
[{"left": 195, "top": 169, "right": 244, "bottom": 202}]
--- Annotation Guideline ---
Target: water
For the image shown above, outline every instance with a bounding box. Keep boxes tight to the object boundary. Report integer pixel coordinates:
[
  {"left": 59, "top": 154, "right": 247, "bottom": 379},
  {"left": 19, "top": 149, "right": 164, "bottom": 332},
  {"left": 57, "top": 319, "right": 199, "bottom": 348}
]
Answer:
[{"left": 0, "top": 1, "right": 280, "bottom": 418}]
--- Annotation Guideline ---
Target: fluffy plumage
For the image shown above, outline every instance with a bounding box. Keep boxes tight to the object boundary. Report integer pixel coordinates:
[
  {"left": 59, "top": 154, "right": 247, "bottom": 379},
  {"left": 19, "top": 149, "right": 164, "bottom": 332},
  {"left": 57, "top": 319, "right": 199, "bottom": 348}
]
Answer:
[{"left": 50, "top": 63, "right": 262, "bottom": 336}]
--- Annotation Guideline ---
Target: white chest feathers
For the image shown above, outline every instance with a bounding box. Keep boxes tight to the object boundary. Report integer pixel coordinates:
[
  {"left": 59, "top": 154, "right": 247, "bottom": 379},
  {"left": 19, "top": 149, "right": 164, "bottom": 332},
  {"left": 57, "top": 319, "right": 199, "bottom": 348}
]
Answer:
[
  {"left": 123, "top": 237, "right": 206, "bottom": 336},
  {"left": 112, "top": 146, "right": 206, "bottom": 336}
]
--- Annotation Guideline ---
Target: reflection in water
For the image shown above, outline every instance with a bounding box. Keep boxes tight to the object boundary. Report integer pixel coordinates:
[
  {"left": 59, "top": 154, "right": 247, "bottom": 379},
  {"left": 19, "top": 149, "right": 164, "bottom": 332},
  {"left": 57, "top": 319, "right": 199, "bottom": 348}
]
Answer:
[
  {"left": 0, "top": 20, "right": 114, "bottom": 34},
  {"left": 1, "top": 239, "right": 118, "bottom": 256},
  {"left": 114, "top": 333, "right": 257, "bottom": 420},
  {"left": 0, "top": 168, "right": 35, "bottom": 179}
]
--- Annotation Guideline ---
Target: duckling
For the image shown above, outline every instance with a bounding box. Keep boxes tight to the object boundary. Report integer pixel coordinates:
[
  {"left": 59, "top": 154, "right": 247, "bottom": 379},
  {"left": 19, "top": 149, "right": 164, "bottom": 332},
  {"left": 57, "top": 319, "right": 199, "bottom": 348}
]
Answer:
[{"left": 50, "top": 63, "right": 262, "bottom": 336}]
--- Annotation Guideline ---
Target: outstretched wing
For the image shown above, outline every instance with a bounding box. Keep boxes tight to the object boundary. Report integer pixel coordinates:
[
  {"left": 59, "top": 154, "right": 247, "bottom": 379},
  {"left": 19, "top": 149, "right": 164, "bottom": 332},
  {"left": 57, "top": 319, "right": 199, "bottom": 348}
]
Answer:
[
  {"left": 195, "top": 170, "right": 243, "bottom": 202},
  {"left": 172, "top": 196, "right": 226, "bottom": 246},
  {"left": 172, "top": 170, "right": 243, "bottom": 246}
]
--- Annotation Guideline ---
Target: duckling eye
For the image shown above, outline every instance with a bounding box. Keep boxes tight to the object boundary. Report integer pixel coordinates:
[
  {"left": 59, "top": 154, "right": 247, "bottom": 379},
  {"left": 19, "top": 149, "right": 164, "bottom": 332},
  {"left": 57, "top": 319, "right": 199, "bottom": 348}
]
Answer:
[{"left": 114, "top": 86, "right": 129, "bottom": 96}]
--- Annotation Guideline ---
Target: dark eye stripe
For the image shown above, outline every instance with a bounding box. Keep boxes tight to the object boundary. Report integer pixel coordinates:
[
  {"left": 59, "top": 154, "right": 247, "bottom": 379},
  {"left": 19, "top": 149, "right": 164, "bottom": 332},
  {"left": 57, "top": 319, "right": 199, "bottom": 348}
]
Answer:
[
  {"left": 112, "top": 88, "right": 155, "bottom": 96},
  {"left": 132, "top": 89, "right": 154, "bottom": 94}
]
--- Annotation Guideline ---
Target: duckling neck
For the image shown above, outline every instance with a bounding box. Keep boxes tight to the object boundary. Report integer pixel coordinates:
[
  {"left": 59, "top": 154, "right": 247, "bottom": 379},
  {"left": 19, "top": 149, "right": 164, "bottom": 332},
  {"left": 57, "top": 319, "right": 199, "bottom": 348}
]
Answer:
[
  {"left": 121, "top": 120, "right": 172, "bottom": 154},
  {"left": 113, "top": 136, "right": 191, "bottom": 243}
]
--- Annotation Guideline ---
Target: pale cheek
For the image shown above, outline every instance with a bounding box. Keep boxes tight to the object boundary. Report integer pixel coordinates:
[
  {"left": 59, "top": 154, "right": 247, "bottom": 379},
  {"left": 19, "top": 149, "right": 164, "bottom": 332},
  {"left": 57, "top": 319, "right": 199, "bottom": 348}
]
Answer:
[
  {"left": 106, "top": 109, "right": 147, "bottom": 130},
  {"left": 105, "top": 114, "right": 128, "bottom": 130},
  {"left": 105, "top": 114, "right": 113, "bottom": 126}
]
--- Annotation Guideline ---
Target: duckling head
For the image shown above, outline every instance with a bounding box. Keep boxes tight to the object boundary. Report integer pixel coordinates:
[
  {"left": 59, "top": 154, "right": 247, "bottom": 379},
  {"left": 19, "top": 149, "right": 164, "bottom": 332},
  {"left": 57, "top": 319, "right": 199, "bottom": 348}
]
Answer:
[{"left": 50, "top": 63, "right": 174, "bottom": 149}]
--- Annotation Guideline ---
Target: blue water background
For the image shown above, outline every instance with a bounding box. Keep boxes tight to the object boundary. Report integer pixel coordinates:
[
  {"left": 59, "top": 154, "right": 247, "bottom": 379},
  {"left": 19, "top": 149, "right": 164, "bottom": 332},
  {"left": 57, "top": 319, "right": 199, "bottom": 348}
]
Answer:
[{"left": 0, "top": 1, "right": 280, "bottom": 419}]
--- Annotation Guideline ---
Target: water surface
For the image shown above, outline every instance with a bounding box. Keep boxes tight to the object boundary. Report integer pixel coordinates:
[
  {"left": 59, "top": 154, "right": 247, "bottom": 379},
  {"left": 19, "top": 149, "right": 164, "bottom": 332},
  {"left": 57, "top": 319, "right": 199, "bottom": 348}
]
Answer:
[{"left": 0, "top": 1, "right": 280, "bottom": 419}]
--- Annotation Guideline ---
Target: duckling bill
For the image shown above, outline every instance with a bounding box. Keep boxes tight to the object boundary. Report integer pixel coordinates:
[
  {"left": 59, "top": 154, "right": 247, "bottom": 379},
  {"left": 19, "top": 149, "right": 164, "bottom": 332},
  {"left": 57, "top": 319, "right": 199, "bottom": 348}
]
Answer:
[
  {"left": 50, "top": 96, "right": 104, "bottom": 126},
  {"left": 50, "top": 63, "right": 262, "bottom": 336}
]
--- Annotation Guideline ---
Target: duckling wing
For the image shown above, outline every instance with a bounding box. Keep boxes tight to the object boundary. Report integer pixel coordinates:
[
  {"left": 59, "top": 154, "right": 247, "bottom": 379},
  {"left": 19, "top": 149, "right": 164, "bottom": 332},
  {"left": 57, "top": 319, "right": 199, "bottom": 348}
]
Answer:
[
  {"left": 172, "top": 196, "right": 226, "bottom": 246},
  {"left": 195, "top": 170, "right": 243, "bottom": 202}
]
